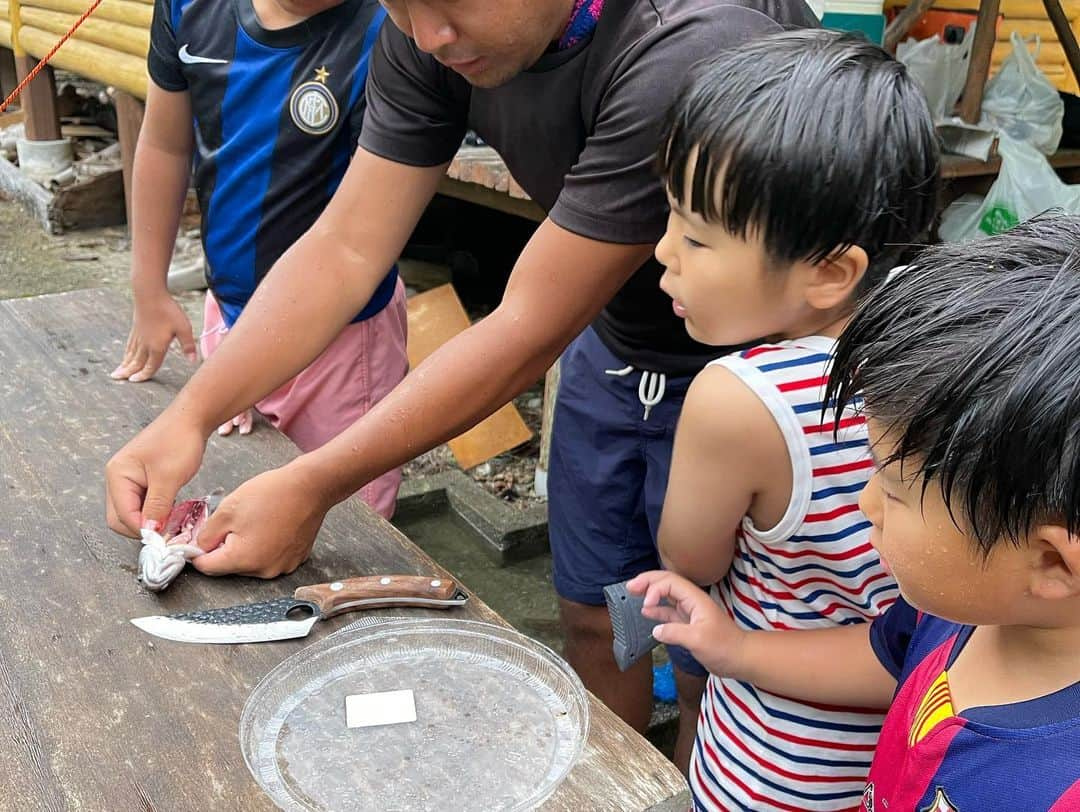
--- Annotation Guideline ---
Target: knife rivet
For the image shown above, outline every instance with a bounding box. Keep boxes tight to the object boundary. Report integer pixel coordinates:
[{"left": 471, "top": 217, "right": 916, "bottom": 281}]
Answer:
[
  {"left": 431, "top": 579, "right": 442, "bottom": 588},
  {"left": 380, "top": 577, "right": 392, "bottom": 585},
  {"left": 330, "top": 581, "right": 344, "bottom": 591}
]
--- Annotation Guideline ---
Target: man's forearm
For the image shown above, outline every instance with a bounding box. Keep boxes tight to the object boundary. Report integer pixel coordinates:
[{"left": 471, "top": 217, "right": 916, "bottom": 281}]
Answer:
[
  {"left": 291, "top": 222, "right": 654, "bottom": 505},
  {"left": 731, "top": 623, "right": 896, "bottom": 709},
  {"left": 298, "top": 302, "right": 561, "bottom": 502}
]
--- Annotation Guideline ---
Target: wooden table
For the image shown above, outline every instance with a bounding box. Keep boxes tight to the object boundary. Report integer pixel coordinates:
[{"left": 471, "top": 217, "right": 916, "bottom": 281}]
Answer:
[{"left": 0, "top": 289, "right": 689, "bottom": 811}]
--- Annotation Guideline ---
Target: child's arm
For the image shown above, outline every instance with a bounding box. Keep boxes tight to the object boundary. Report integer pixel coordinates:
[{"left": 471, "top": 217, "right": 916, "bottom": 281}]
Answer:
[
  {"left": 628, "top": 570, "right": 898, "bottom": 709},
  {"left": 111, "top": 82, "right": 197, "bottom": 382},
  {"left": 658, "top": 365, "right": 789, "bottom": 584}
]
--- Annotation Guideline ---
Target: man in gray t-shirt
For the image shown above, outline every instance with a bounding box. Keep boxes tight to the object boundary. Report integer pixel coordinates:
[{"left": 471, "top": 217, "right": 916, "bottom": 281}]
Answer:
[{"left": 106, "top": 0, "right": 816, "bottom": 769}]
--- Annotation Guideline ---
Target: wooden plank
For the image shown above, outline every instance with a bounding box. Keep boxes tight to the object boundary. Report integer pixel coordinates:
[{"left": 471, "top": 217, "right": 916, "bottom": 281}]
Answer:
[
  {"left": 958, "top": 0, "right": 1003, "bottom": 123},
  {"left": 1043, "top": 0, "right": 1080, "bottom": 83},
  {"left": 437, "top": 176, "right": 545, "bottom": 222},
  {"left": 18, "top": 26, "right": 147, "bottom": 98},
  {"left": 406, "top": 284, "right": 534, "bottom": 470},
  {"left": 19, "top": 0, "right": 153, "bottom": 27},
  {"left": 113, "top": 89, "right": 142, "bottom": 222},
  {"left": 887, "top": 0, "right": 1080, "bottom": 16},
  {"left": 991, "top": 38, "right": 1070, "bottom": 66},
  {"left": 0, "top": 288, "right": 685, "bottom": 811},
  {"left": 18, "top": 8, "right": 150, "bottom": 57},
  {"left": 941, "top": 147, "right": 1080, "bottom": 177},
  {"left": 13, "top": 55, "right": 59, "bottom": 140},
  {"left": 0, "top": 107, "right": 24, "bottom": 127},
  {"left": 885, "top": 0, "right": 937, "bottom": 51}
]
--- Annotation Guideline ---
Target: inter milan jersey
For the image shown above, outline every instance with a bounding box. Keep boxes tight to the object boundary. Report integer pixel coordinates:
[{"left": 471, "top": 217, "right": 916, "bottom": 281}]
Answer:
[
  {"left": 148, "top": 0, "right": 396, "bottom": 326},
  {"left": 865, "top": 598, "right": 1080, "bottom": 811}
]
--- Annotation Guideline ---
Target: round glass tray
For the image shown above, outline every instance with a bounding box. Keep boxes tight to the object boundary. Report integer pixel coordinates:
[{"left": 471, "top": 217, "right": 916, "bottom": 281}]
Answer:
[{"left": 240, "top": 617, "right": 590, "bottom": 811}]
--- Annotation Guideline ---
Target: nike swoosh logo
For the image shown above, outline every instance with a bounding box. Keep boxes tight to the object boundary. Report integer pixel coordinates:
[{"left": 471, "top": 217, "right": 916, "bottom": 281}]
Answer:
[{"left": 178, "top": 44, "right": 228, "bottom": 65}]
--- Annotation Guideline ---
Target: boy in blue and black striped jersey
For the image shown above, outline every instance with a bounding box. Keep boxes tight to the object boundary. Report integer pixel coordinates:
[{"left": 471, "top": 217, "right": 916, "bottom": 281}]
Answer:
[{"left": 111, "top": 0, "right": 407, "bottom": 518}]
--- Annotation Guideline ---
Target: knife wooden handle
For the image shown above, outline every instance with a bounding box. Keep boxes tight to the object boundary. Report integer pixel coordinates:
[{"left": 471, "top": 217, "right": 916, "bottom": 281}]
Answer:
[{"left": 293, "top": 575, "right": 461, "bottom": 617}]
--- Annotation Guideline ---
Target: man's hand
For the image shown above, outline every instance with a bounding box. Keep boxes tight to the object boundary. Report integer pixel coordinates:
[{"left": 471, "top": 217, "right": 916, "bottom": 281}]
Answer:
[
  {"left": 191, "top": 463, "right": 332, "bottom": 578},
  {"left": 217, "top": 408, "right": 254, "bottom": 437},
  {"left": 105, "top": 413, "right": 208, "bottom": 537},
  {"left": 626, "top": 570, "right": 747, "bottom": 677},
  {"left": 111, "top": 292, "right": 198, "bottom": 383}
]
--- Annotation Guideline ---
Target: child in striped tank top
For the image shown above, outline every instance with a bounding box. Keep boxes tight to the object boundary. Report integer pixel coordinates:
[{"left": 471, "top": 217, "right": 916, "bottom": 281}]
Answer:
[{"left": 642, "top": 31, "right": 940, "bottom": 810}]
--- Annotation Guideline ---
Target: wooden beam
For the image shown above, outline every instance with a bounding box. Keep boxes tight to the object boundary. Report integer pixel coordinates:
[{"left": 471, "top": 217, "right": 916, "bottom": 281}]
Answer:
[
  {"left": 18, "top": 8, "right": 150, "bottom": 57},
  {"left": 17, "top": 27, "right": 148, "bottom": 98},
  {"left": 112, "top": 89, "right": 143, "bottom": 224},
  {"left": 13, "top": 54, "right": 59, "bottom": 140},
  {"left": 1042, "top": 0, "right": 1080, "bottom": 86},
  {"left": 0, "top": 47, "right": 16, "bottom": 96},
  {"left": 957, "top": 0, "right": 1003, "bottom": 123},
  {"left": 437, "top": 176, "right": 545, "bottom": 222},
  {"left": 884, "top": 0, "right": 937, "bottom": 52}
]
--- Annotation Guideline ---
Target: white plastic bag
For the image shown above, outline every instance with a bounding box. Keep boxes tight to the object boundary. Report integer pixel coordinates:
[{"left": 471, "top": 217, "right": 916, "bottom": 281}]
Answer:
[
  {"left": 897, "top": 33, "right": 972, "bottom": 123},
  {"left": 938, "top": 135, "right": 1080, "bottom": 241},
  {"left": 980, "top": 32, "right": 1064, "bottom": 154}
]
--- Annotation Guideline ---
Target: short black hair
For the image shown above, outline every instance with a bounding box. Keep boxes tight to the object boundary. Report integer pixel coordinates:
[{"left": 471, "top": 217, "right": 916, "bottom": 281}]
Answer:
[
  {"left": 658, "top": 29, "right": 940, "bottom": 293},
  {"left": 827, "top": 215, "right": 1080, "bottom": 551}
]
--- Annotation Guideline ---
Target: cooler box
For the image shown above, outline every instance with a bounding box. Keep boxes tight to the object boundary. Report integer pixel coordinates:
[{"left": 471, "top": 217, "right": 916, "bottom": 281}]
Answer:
[{"left": 822, "top": 0, "right": 887, "bottom": 45}]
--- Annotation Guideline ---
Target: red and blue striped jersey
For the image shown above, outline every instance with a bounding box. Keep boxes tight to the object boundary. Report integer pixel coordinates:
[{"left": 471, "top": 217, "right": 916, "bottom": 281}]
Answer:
[
  {"left": 693, "top": 337, "right": 897, "bottom": 811},
  {"left": 866, "top": 599, "right": 1080, "bottom": 811}
]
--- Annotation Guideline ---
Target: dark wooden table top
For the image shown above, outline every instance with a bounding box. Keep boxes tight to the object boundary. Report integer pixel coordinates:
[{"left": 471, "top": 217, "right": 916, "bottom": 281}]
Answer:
[{"left": 0, "top": 288, "right": 688, "bottom": 811}]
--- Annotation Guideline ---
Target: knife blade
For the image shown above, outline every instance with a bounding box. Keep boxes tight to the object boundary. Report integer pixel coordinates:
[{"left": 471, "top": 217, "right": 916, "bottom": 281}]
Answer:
[{"left": 130, "top": 574, "right": 468, "bottom": 644}]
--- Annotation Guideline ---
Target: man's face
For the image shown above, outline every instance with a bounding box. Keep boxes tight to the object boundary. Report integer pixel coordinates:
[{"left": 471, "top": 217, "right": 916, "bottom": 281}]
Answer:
[{"left": 379, "top": 0, "right": 573, "bottom": 88}]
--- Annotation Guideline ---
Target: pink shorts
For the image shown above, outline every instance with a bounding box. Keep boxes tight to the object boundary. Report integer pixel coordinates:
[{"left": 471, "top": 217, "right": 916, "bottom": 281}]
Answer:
[{"left": 200, "top": 280, "right": 409, "bottom": 519}]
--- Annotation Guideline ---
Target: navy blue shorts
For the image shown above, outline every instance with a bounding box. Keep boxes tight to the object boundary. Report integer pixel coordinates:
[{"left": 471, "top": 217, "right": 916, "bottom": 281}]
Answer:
[{"left": 549, "top": 327, "right": 706, "bottom": 677}]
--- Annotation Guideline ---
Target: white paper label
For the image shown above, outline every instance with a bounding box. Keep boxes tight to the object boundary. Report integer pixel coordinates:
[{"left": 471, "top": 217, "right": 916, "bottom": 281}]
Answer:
[{"left": 345, "top": 690, "right": 417, "bottom": 729}]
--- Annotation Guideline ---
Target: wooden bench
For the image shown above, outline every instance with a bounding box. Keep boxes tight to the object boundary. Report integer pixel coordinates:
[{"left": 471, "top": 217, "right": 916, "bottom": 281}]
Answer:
[{"left": 0, "top": 288, "right": 689, "bottom": 811}]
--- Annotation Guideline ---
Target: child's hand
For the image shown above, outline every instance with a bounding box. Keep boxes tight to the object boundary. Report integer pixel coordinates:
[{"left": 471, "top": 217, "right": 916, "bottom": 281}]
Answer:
[
  {"left": 627, "top": 570, "right": 748, "bottom": 677},
  {"left": 111, "top": 292, "right": 197, "bottom": 383}
]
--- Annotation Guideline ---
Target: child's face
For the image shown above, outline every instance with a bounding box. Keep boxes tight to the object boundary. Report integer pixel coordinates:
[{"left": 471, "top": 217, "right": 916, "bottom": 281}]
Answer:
[
  {"left": 860, "top": 419, "right": 1033, "bottom": 625},
  {"left": 655, "top": 192, "right": 811, "bottom": 347}
]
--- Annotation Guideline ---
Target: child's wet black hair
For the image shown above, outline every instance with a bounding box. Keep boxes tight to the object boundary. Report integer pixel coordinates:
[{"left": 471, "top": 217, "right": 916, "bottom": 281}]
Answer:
[
  {"left": 658, "top": 29, "right": 940, "bottom": 293},
  {"left": 827, "top": 215, "right": 1080, "bottom": 551}
]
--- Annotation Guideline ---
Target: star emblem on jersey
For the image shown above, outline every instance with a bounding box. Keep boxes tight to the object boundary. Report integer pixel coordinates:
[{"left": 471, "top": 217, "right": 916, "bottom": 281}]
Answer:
[
  {"left": 289, "top": 67, "right": 338, "bottom": 136},
  {"left": 920, "top": 787, "right": 959, "bottom": 812}
]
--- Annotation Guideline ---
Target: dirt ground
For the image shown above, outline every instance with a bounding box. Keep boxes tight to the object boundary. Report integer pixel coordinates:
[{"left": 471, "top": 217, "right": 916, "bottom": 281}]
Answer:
[{"left": 0, "top": 193, "right": 545, "bottom": 504}]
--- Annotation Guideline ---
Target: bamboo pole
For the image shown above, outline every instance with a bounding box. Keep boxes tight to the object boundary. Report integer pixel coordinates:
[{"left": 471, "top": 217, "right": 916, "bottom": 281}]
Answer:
[
  {"left": 18, "top": 25, "right": 147, "bottom": 97},
  {"left": 9, "top": 0, "right": 24, "bottom": 57},
  {"left": 19, "top": 0, "right": 152, "bottom": 28},
  {"left": 18, "top": 7, "right": 148, "bottom": 55},
  {"left": 0, "top": 0, "right": 10, "bottom": 48}
]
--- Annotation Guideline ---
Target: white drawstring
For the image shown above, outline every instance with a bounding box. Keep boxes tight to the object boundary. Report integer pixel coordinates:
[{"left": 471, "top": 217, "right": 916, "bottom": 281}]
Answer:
[{"left": 605, "top": 365, "right": 667, "bottom": 421}]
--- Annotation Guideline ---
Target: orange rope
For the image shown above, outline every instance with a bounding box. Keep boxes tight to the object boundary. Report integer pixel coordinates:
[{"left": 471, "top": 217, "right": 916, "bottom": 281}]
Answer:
[{"left": 0, "top": 0, "right": 104, "bottom": 115}]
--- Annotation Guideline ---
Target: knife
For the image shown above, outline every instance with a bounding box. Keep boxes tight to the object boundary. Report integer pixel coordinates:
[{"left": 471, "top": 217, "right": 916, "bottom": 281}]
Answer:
[{"left": 130, "top": 574, "right": 469, "bottom": 644}]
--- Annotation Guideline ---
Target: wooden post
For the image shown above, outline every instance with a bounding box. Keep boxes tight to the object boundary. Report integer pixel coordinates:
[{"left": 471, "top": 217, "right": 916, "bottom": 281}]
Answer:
[
  {"left": 13, "top": 56, "right": 59, "bottom": 138},
  {"left": 112, "top": 89, "right": 143, "bottom": 224},
  {"left": 0, "top": 48, "right": 16, "bottom": 98},
  {"left": 9, "top": 0, "right": 60, "bottom": 140},
  {"left": 957, "top": 0, "right": 1003, "bottom": 124},
  {"left": 535, "top": 360, "right": 561, "bottom": 499},
  {"left": 1042, "top": 0, "right": 1080, "bottom": 90},
  {"left": 884, "top": 0, "right": 936, "bottom": 52}
]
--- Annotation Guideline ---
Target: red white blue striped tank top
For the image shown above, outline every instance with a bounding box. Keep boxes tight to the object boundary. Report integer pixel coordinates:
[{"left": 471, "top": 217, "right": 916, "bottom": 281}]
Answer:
[{"left": 691, "top": 337, "right": 897, "bottom": 812}]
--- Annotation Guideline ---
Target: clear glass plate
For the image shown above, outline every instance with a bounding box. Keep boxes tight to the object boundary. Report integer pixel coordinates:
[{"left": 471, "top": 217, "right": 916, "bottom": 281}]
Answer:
[{"left": 240, "top": 617, "right": 590, "bottom": 811}]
